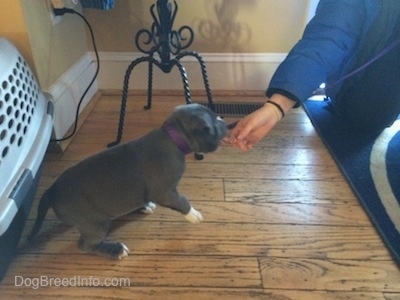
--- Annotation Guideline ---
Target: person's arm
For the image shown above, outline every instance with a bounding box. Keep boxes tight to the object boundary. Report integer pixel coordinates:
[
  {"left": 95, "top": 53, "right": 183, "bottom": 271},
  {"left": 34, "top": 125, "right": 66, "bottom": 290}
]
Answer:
[
  {"left": 228, "top": 0, "right": 377, "bottom": 151},
  {"left": 267, "top": 0, "right": 376, "bottom": 104}
]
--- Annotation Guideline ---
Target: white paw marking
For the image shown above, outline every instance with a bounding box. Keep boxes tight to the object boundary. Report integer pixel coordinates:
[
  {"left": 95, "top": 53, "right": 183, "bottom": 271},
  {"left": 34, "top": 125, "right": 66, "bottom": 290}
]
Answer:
[
  {"left": 118, "top": 243, "right": 130, "bottom": 260},
  {"left": 184, "top": 206, "right": 203, "bottom": 224},
  {"left": 139, "top": 202, "right": 156, "bottom": 215}
]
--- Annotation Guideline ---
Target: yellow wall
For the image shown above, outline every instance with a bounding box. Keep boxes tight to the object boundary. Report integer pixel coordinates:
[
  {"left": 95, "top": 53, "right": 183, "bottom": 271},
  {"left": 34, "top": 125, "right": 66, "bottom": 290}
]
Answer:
[
  {"left": 83, "top": 0, "right": 309, "bottom": 53},
  {"left": 0, "top": 0, "right": 89, "bottom": 90},
  {"left": 0, "top": 0, "right": 310, "bottom": 89},
  {"left": 20, "top": 0, "right": 89, "bottom": 89},
  {"left": 0, "top": 1, "right": 33, "bottom": 70}
]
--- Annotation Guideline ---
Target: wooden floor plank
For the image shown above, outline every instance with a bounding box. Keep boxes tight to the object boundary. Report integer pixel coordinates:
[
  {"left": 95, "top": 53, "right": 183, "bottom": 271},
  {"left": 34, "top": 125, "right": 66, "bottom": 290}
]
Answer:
[
  {"left": 185, "top": 161, "right": 344, "bottom": 181},
  {"left": 259, "top": 257, "right": 400, "bottom": 292},
  {"left": 27, "top": 197, "right": 371, "bottom": 226},
  {"left": 223, "top": 178, "right": 357, "bottom": 203},
  {"left": 0, "top": 287, "right": 390, "bottom": 300},
  {"left": 384, "top": 294, "right": 400, "bottom": 300},
  {"left": 114, "top": 201, "right": 371, "bottom": 226},
  {"left": 3, "top": 255, "right": 262, "bottom": 289},
  {"left": 20, "top": 219, "right": 390, "bottom": 260}
]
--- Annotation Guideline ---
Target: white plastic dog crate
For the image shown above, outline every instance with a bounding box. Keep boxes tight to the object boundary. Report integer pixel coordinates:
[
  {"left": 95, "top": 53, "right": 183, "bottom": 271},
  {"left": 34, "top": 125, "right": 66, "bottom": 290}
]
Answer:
[{"left": 0, "top": 37, "right": 53, "bottom": 280}]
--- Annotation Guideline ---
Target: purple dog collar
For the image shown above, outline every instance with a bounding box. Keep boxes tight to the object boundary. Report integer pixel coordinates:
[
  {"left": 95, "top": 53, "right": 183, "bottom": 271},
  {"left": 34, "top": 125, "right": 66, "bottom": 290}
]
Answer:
[{"left": 162, "top": 122, "right": 192, "bottom": 155}]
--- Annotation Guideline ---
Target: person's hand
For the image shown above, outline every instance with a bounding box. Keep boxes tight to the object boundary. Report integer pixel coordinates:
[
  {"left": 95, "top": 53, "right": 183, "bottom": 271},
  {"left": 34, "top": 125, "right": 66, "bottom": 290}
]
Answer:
[
  {"left": 225, "top": 94, "right": 295, "bottom": 151},
  {"left": 227, "top": 103, "right": 281, "bottom": 151}
]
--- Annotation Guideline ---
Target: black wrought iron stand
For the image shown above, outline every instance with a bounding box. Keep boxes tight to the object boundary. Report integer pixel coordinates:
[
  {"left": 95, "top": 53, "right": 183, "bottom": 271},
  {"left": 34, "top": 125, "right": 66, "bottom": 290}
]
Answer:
[{"left": 108, "top": 0, "right": 213, "bottom": 147}]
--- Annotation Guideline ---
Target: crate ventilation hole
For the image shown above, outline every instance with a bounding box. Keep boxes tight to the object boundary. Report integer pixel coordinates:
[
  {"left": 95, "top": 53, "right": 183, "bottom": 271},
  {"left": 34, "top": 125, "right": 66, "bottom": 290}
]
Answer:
[{"left": 0, "top": 56, "right": 38, "bottom": 168}]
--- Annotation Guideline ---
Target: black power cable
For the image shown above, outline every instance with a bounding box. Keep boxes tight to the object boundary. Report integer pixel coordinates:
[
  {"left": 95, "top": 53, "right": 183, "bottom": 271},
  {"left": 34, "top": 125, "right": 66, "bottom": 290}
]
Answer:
[{"left": 50, "top": 8, "right": 100, "bottom": 142}]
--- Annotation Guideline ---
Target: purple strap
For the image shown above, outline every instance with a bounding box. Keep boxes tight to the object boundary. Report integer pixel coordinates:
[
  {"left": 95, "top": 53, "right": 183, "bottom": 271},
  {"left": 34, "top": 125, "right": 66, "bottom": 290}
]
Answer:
[
  {"left": 162, "top": 123, "right": 192, "bottom": 155},
  {"left": 327, "top": 36, "right": 400, "bottom": 89}
]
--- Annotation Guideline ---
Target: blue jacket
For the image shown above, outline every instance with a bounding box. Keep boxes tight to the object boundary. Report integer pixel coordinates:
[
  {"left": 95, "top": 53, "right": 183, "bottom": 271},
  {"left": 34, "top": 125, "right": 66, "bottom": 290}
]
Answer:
[{"left": 266, "top": 0, "right": 380, "bottom": 105}]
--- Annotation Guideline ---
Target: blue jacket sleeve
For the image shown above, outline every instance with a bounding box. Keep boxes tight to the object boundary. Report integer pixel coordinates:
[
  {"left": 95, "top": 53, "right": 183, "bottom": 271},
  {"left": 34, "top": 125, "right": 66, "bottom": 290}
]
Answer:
[{"left": 266, "top": 0, "right": 378, "bottom": 105}]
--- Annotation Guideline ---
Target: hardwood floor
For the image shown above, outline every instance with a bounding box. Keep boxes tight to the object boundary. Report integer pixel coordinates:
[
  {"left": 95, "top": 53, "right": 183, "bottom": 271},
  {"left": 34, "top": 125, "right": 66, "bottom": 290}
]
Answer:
[{"left": 1, "top": 92, "right": 399, "bottom": 299}]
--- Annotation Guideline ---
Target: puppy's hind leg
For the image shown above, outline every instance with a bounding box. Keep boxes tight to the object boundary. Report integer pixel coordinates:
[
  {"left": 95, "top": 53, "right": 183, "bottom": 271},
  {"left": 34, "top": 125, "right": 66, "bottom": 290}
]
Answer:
[{"left": 77, "top": 221, "right": 130, "bottom": 260}]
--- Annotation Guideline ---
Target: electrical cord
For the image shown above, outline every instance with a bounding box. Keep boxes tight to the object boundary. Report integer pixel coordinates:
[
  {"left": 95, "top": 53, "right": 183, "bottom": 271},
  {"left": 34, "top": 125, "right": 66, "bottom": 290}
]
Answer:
[{"left": 50, "top": 8, "right": 100, "bottom": 142}]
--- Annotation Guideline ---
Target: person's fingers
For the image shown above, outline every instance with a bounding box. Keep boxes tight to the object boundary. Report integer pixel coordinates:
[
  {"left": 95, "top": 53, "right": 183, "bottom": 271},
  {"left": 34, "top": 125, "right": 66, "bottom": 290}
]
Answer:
[
  {"left": 230, "top": 115, "right": 260, "bottom": 141},
  {"left": 236, "top": 122, "right": 255, "bottom": 141},
  {"left": 229, "top": 119, "right": 247, "bottom": 140},
  {"left": 230, "top": 136, "right": 254, "bottom": 151},
  {"left": 227, "top": 104, "right": 281, "bottom": 151}
]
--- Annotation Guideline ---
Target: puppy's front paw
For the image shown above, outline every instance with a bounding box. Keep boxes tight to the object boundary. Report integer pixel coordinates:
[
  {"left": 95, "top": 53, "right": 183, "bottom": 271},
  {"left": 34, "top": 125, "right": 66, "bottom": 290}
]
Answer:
[
  {"left": 118, "top": 242, "right": 130, "bottom": 259},
  {"left": 106, "top": 242, "right": 130, "bottom": 260},
  {"left": 139, "top": 202, "right": 156, "bottom": 215},
  {"left": 84, "top": 241, "right": 131, "bottom": 260},
  {"left": 184, "top": 207, "right": 203, "bottom": 224}
]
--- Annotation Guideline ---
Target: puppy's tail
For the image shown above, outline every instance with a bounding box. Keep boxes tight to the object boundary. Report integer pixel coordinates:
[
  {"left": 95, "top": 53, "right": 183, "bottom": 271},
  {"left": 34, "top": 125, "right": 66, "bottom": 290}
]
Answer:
[{"left": 27, "top": 189, "right": 53, "bottom": 244}]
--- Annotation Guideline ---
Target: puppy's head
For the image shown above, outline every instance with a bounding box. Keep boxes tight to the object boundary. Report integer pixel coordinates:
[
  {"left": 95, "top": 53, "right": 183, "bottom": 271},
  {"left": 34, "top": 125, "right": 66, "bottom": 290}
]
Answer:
[{"left": 166, "top": 104, "right": 227, "bottom": 153}]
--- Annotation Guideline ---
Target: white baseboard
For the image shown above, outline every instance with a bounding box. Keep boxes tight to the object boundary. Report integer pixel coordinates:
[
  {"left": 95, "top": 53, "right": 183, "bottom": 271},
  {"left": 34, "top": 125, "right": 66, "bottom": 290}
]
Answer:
[
  {"left": 46, "top": 52, "right": 98, "bottom": 139},
  {"left": 94, "top": 52, "right": 287, "bottom": 92}
]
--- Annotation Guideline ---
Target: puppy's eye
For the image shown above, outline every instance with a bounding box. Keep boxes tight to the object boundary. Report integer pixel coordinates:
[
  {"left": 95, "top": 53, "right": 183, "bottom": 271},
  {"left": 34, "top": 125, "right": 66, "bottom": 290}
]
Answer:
[{"left": 217, "top": 116, "right": 223, "bottom": 121}]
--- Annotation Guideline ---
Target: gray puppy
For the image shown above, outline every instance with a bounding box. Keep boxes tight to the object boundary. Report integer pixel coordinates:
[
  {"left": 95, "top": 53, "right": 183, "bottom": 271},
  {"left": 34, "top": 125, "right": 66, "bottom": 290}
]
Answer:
[{"left": 28, "top": 103, "right": 227, "bottom": 259}]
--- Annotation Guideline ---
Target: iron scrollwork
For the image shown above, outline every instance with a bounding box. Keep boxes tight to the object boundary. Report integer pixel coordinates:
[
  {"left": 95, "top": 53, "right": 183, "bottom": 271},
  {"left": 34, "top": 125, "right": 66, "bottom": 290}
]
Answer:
[
  {"left": 108, "top": 0, "right": 213, "bottom": 148},
  {"left": 136, "top": 0, "right": 195, "bottom": 66}
]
